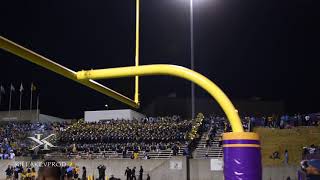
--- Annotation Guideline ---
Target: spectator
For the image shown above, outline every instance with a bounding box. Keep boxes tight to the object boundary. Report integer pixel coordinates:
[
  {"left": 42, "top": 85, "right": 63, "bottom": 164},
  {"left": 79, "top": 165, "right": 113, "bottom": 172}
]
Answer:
[
  {"left": 21, "top": 169, "right": 27, "bottom": 179},
  {"left": 82, "top": 167, "right": 87, "bottom": 180},
  {"left": 109, "top": 175, "right": 116, "bottom": 180},
  {"left": 284, "top": 149, "right": 289, "bottom": 165},
  {"left": 205, "top": 136, "right": 210, "bottom": 148},
  {"left": 139, "top": 166, "right": 143, "bottom": 180},
  {"left": 172, "top": 144, "right": 179, "bottom": 156},
  {"left": 13, "top": 166, "right": 19, "bottom": 180},
  {"left": 37, "top": 160, "right": 62, "bottom": 180},
  {"left": 309, "top": 145, "right": 317, "bottom": 154},
  {"left": 97, "top": 165, "right": 106, "bottom": 180},
  {"left": 26, "top": 168, "right": 32, "bottom": 179},
  {"left": 134, "top": 152, "right": 139, "bottom": 159},
  {"left": 146, "top": 174, "right": 151, "bottom": 180},
  {"left": 305, "top": 115, "right": 311, "bottom": 126},
  {"left": 270, "top": 151, "right": 280, "bottom": 160},
  {"left": 125, "top": 167, "right": 131, "bottom": 180},
  {"left": 218, "top": 136, "right": 222, "bottom": 147},
  {"left": 31, "top": 168, "right": 36, "bottom": 180},
  {"left": 123, "top": 148, "right": 127, "bottom": 158},
  {"left": 280, "top": 118, "right": 284, "bottom": 129},
  {"left": 74, "top": 166, "right": 80, "bottom": 179},
  {"left": 66, "top": 165, "right": 74, "bottom": 179},
  {"left": 305, "top": 159, "right": 320, "bottom": 179},
  {"left": 205, "top": 152, "right": 209, "bottom": 159},
  {"left": 131, "top": 167, "right": 136, "bottom": 180},
  {"left": 5, "top": 165, "right": 13, "bottom": 179}
]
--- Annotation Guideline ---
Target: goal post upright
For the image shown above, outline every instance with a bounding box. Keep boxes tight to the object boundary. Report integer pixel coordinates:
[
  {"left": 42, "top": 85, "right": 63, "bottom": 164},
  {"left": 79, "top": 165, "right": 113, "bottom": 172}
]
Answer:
[{"left": 134, "top": 0, "right": 140, "bottom": 105}]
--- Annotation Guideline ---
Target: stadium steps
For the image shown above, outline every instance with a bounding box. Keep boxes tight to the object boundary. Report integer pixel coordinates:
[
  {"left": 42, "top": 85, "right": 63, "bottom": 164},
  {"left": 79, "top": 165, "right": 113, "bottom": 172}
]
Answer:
[{"left": 193, "top": 129, "right": 223, "bottom": 159}]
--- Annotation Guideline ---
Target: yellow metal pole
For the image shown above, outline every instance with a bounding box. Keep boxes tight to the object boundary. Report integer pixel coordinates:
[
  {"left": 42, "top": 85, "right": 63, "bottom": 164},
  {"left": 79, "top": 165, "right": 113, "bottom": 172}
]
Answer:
[
  {"left": 0, "top": 36, "right": 139, "bottom": 109},
  {"left": 134, "top": 0, "right": 140, "bottom": 104},
  {"left": 77, "top": 65, "right": 244, "bottom": 132}
]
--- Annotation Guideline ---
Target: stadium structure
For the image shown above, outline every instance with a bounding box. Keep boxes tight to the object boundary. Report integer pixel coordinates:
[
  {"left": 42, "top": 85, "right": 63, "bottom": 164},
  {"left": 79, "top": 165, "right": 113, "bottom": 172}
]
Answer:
[{"left": 1, "top": 1, "right": 320, "bottom": 180}]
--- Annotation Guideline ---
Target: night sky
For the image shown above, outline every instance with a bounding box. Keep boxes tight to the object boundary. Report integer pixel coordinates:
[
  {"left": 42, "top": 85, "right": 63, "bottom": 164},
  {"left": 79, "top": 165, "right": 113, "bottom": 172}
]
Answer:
[{"left": 1, "top": 0, "right": 319, "bottom": 118}]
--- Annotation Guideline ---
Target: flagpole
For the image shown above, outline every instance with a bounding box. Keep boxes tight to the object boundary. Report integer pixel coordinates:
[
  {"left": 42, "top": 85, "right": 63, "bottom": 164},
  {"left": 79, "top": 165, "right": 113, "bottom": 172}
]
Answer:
[
  {"left": 9, "top": 87, "right": 12, "bottom": 117},
  {"left": 30, "top": 86, "right": 33, "bottom": 112},
  {"left": 0, "top": 85, "right": 4, "bottom": 106},
  {"left": 36, "top": 94, "right": 39, "bottom": 121},
  {"left": 19, "top": 90, "right": 22, "bottom": 119}
]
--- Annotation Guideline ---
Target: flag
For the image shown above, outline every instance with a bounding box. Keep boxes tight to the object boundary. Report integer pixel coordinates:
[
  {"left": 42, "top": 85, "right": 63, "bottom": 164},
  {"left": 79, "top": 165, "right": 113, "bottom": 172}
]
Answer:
[
  {"left": 0, "top": 85, "right": 4, "bottom": 105},
  {"left": 31, "top": 83, "right": 36, "bottom": 91},
  {"left": 20, "top": 83, "right": 24, "bottom": 92},
  {"left": 0, "top": 85, "right": 5, "bottom": 94},
  {"left": 36, "top": 94, "right": 40, "bottom": 121},
  {"left": 9, "top": 84, "right": 15, "bottom": 113},
  {"left": 19, "top": 83, "right": 24, "bottom": 112},
  {"left": 30, "top": 82, "right": 36, "bottom": 111},
  {"left": 10, "top": 84, "right": 15, "bottom": 92}
]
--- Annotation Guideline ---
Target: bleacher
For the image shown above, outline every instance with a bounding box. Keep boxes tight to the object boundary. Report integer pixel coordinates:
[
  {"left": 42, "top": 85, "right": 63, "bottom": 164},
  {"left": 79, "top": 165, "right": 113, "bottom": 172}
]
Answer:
[
  {"left": 193, "top": 120, "right": 224, "bottom": 159},
  {"left": 193, "top": 131, "right": 223, "bottom": 159},
  {"left": 45, "top": 146, "right": 187, "bottom": 160},
  {"left": 43, "top": 114, "right": 207, "bottom": 160}
]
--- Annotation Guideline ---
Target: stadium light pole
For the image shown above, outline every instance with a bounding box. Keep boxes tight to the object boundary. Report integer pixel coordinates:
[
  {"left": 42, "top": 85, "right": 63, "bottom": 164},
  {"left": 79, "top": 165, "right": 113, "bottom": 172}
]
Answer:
[
  {"left": 189, "top": 3, "right": 195, "bottom": 175},
  {"left": 190, "top": 0, "right": 195, "bottom": 120}
]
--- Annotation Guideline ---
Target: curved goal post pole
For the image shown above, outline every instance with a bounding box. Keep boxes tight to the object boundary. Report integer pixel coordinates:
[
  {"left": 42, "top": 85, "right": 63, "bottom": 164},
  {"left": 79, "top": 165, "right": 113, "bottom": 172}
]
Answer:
[
  {"left": 77, "top": 64, "right": 262, "bottom": 179},
  {"left": 77, "top": 64, "right": 244, "bottom": 132}
]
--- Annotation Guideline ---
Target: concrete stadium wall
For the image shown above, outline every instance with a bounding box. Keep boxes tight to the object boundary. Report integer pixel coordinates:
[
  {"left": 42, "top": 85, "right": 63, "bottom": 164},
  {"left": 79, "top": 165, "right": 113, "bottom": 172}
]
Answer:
[
  {"left": 85, "top": 109, "right": 146, "bottom": 122},
  {"left": 263, "top": 165, "right": 299, "bottom": 180},
  {"left": 0, "top": 157, "right": 187, "bottom": 180},
  {"left": 38, "top": 114, "right": 67, "bottom": 123},
  {"left": 189, "top": 159, "right": 223, "bottom": 180},
  {"left": 70, "top": 157, "right": 187, "bottom": 180},
  {"left": 0, "top": 110, "right": 66, "bottom": 122},
  {"left": 0, "top": 158, "right": 299, "bottom": 180},
  {"left": 0, "top": 110, "right": 38, "bottom": 121}
]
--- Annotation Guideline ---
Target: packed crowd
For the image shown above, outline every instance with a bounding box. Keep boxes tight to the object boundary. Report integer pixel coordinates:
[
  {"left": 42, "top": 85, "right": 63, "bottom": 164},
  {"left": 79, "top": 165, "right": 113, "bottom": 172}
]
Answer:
[
  {"left": 0, "top": 121, "right": 70, "bottom": 159},
  {"left": 60, "top": 142, "right": 182, "bottom": 154},
  {"left": 0, "top": 114, "right": 206, "bottom": 160},
  {"left": 210, "top": 113, "right": 320, "bottom": 133},
  {"left": 5, "top": 165, "right": 37, "bottom": 180},
  {"left": 56, "top": 114, "right": 205, "bottom": 156},
  {"left": 58, "top": 116, "right": 191, "bottom": 144},
  {"left": 244, "top": 113, "right": 319, "bottom": 130}
]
